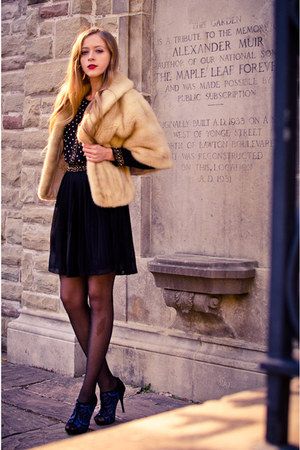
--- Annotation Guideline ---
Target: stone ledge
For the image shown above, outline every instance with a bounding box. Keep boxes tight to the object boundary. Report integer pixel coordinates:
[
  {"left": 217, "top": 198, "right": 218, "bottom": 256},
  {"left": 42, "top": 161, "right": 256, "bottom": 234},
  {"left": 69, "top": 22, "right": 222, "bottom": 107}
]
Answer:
[
  {"left": 148, "top": 253, "right": 258, "bottom": 294},
  {"left": 7, "top": 307, "right": 85, "bottom": 376}
]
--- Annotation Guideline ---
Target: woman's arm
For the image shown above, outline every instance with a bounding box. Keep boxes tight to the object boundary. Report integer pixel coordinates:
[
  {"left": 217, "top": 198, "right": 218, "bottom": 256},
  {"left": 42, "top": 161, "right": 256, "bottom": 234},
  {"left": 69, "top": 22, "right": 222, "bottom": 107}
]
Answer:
[{"left": 111, "top": 147, "right": 154, "bottom": 170}]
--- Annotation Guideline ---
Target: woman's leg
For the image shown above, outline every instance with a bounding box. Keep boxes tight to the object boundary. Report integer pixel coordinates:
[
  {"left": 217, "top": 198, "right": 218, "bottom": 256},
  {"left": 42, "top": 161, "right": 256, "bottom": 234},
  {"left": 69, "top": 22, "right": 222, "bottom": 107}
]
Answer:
[
  {"left": 76, "top": 272, "right": 116, "bottom": 403},
  {"left": 59, "top": 275, "right": 116, "bottom": 395}
]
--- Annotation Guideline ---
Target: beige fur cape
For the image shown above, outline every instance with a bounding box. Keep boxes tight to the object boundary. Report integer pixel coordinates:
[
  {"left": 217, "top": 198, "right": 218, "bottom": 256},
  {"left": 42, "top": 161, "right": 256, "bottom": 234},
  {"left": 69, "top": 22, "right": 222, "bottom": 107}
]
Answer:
[{"left": 37, "top": 71, "right": 173, "bottom": 207}]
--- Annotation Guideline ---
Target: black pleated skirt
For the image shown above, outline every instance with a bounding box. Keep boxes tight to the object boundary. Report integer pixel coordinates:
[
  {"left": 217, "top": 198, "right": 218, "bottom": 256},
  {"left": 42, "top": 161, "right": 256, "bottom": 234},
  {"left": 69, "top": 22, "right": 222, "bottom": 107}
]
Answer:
[{"left": 48, "top": 171, "right": 137, "bottom": 277}]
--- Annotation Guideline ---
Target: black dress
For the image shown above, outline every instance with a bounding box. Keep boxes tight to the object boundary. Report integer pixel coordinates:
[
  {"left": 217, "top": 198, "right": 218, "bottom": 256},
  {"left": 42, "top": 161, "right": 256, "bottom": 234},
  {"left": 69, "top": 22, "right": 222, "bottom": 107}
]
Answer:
[{"left": 48, "top": 97, "right": 148, "bottom": 277}]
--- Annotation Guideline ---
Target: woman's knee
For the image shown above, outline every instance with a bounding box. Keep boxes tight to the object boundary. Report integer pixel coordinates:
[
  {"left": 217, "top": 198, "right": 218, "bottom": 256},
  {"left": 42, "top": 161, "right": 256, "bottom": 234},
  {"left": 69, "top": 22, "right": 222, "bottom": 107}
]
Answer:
[
  {"left": 60, "top": 292, "right": 88, "bottom": 313},
  {"left": 88, "top": 291, "right": 112, "bottom": 312},
  {"left": 59, "top": 276, "right": 88, "bottom": 313},
  {"left": 88, "top": 274, "right": 115, "bottom": 311}
]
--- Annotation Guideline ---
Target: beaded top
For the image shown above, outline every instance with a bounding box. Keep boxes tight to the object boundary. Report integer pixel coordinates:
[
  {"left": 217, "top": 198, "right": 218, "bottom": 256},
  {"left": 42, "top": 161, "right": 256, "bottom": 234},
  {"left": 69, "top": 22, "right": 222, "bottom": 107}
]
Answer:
[{"left": 63, "top": 97, "right": 91, "bottom": 166}]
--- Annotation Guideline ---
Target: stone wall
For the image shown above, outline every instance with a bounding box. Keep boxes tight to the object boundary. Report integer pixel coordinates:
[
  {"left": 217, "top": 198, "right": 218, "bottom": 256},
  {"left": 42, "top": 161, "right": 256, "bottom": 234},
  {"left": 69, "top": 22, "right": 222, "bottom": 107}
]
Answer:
[
  {"left": 2, "top": 0, "right": 26, "bottom": 350},
  {"left": 2, "top": 0, "right": 152, "bottom": 349},
  {"left": 3, "top": 0, "right": 272, "bottom": 403}
]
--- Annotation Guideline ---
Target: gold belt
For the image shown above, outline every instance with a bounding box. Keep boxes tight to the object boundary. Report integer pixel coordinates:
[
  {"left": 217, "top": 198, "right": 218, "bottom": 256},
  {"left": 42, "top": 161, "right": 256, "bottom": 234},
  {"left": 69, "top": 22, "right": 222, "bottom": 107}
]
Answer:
[{"left": 67, "top": 165, "right": 87, "bottom": 172}]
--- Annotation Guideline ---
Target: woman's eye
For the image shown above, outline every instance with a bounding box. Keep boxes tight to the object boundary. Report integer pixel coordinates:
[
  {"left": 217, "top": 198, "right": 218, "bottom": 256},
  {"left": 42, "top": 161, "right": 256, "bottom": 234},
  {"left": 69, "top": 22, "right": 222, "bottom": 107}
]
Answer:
[{"left": 81, "top": 50, "right": 104, "bottom": 55}]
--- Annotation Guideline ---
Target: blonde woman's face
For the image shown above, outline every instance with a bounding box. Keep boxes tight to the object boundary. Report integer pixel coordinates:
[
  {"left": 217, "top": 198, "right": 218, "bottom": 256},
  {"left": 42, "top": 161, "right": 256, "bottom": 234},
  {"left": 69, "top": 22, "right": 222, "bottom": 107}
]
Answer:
[{"left": 80, "top": 34, "right": 111, "bottom": 79}]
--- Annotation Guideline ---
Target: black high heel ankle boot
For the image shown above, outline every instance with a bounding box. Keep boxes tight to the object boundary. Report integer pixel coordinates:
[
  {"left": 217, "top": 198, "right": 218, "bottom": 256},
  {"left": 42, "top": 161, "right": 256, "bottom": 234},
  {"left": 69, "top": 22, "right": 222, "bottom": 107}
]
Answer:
[
  {"left": 94, "top": 377, "right": 125, "bottom": 426},
  {"left": 65, "top": 394, "right": 97, "bottom": 435}
]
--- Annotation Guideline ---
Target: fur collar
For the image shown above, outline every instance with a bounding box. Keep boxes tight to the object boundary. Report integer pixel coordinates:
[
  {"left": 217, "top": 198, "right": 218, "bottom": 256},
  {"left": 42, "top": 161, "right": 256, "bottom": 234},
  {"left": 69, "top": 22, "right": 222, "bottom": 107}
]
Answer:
[{"left": 100, "top": 71, "right": 134, "bottom": 116}]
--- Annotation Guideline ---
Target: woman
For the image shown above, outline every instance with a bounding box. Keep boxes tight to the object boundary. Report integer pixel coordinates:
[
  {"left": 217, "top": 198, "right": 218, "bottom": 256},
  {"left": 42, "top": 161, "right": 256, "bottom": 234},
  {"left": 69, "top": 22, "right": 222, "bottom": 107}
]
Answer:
[{"left": 37, "top": 26, "right": 172, "bottom": 435}]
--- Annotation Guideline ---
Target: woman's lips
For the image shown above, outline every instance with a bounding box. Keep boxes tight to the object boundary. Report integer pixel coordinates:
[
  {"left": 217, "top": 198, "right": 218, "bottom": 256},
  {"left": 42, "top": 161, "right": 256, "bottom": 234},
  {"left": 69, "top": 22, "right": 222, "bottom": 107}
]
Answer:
[{"left": 88, "top": 65, "right": 97, "bottom": 69}]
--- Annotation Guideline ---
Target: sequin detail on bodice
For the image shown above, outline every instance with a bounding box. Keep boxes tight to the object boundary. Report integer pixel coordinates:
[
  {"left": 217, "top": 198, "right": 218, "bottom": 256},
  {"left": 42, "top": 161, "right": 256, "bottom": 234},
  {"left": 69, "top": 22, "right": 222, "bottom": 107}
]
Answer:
[{"left": 63, "top": 97, "right": 90, "bottom": 167}]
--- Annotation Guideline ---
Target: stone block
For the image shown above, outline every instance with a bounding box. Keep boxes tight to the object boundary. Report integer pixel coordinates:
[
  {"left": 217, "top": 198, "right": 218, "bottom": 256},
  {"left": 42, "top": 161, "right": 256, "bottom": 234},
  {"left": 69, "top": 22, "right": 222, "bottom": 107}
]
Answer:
[
  {"left": 2, "top": 244, "right": 22, "bottom": 266},
  {"left": 12, "top": 17, "right": 26, "bottom": 33},
  {"left": 2, "top": 265, "right": 20, "bottom": 282},
  {"left": 2, "top": 22, "right": 10, "bottom": 36},
  {"left": 1, "top": 56, "right": 26, "bottom": 71},
  {"left": 130, "top": 0, "right": 152, "bottom": 14},
  {"left": 39, "top": 114, "right": 51, "bottom": 129},
  {"left": 26, "top": 8, "right": 38, "bottom": 38},
  {"left": 1, "top": 2, "right": 21, "bottom": 20},
  {"left": 20, "top": 0, "right": 27, "bottom": 15},
  {"left": 40, "top": 20, "right": 53, "bottom": 36},
  {"left": 2, "top": 71, "right": 24, "bottom": 93},
  {"left": 41, "top": 96, "right": 55, "bottom": 114},
  {"left": 3, "top": 93, "right": 24, "bottom": 114},
  {"left": 112, "top": 0, "right": 129, "bottom": 14},
  {"left": 6, "top": 217, "right": 22, "bottom": 245},
  {"left": 33, "top": 272, "right": 59, "bottom": 295},
  {"left": 2, "top": 188, "right": 21, "bottom": 210},
  {"left": 2, "top": 130, "right": 23, "bottom": 149},
  {"left": 2, "top": 33, "right": 26, "bottom": 57},
  {"left": 34, "top": 251, "right": 50, "bottom": 271},
  {"left": 2, "top": 209, "right": 7, "bottom": 242},
  {"left": 20, "top": 167, "right": 41, "bottom": 204},
  {"left": 2, "top": 299, "right": 21, "bottom": 320},
  {"left": 25, "top": 60, "right": 68, "bottom": 96},
  {"left": 22, "top": 290, "right": 59, "bottom": 312},
  {"left": 55, "top": 17, "right": 91, "bottom": 58},
  {"left": 22, "top": 149, "right": 44, "bottom": 166},
  {"left": 26, "top": 36, "right": 52, "bottom": 62},
  {"left": 22, "top": 223, "right": 50, "bottom": 251},
  {"left": 23, "top": 206, "right": 54, "bottom": 225},
  {"left": 22, "top": 129, "right": 48, "bottom": 149},
  {"left": 95, "top": 16, "right": 118, "bottom": 37},
  {"left": 23, "top": 97, "right": 41, "bottom": 128},
  {"left": 39, "top": 3, "right": 68, "bottom": 19},
  {"left": 95, "top": 0, "right": 112, "bottom": 16},
  {"left": 2, "top": 115, "right": 23, "bottom": 129},
  {"left": 2, "top": 148, "right": 21, "bottom": 187},
  {"left": 2, "top": 280, "right": 22, "bottom": 301},
  {"left": 72, "top": 0, "right": 93, "bottom": 15},
  {"left": 21, "top": 251, "right": 35, "bottom": 290}
]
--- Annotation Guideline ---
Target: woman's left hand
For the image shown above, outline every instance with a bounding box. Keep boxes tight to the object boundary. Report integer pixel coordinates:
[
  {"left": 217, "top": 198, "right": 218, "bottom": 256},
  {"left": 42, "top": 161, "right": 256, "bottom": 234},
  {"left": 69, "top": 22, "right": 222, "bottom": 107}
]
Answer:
[{"left": 82, "top": 143, "right": 114, "bottom": 163}]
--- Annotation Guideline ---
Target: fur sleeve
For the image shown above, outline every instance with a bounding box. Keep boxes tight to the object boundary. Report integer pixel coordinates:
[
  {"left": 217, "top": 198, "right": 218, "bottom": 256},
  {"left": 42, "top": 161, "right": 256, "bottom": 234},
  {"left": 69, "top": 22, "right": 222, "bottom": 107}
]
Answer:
[{"left": 121, "top": 91, "right": 173, "bottom": 171}]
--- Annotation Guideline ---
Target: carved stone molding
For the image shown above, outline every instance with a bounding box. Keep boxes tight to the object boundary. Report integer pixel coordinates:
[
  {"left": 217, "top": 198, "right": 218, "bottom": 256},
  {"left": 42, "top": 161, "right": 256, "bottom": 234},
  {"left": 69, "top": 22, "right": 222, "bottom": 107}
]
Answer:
[
  {"left": 148, "top": 253, "right": 258, "bottom": 295},
  {"left": 148, "top": 253, "right": 258, "bottom": 337}
]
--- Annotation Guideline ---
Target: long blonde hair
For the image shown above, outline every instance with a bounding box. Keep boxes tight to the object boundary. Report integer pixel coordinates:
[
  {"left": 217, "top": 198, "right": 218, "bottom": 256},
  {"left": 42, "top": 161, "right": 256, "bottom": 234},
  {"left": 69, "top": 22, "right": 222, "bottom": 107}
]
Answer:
[{"left": 48, "top": 27, "right": 120, "bottom": 137}]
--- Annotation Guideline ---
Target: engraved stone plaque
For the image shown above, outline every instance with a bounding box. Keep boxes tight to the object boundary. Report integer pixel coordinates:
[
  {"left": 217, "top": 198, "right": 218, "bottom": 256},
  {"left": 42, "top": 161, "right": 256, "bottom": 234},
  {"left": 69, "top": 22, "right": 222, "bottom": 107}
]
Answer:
[{"left": 151, "top": 0, "right": 274, "bottom": 266}]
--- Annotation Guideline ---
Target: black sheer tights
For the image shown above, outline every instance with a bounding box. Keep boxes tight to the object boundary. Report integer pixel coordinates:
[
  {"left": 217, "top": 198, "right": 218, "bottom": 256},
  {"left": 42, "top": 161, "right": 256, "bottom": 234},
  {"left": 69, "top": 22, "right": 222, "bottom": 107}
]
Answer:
[{"left": 60, "top": 273, "right": 117, "bottom": 403}]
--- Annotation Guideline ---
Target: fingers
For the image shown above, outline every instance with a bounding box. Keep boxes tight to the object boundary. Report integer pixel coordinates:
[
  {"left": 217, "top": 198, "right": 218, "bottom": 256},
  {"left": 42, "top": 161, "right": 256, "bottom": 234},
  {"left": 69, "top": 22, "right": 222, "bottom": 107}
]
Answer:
[{"left": 82, "top": 143, "right": 106, "bottom": 162}]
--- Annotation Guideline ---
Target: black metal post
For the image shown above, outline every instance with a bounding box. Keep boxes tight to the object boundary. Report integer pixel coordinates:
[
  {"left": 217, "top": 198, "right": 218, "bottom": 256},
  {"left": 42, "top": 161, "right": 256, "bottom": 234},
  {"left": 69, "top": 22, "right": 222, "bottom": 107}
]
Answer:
[{"left": 261, "top": 0, "right": 299, "bottom": 448}]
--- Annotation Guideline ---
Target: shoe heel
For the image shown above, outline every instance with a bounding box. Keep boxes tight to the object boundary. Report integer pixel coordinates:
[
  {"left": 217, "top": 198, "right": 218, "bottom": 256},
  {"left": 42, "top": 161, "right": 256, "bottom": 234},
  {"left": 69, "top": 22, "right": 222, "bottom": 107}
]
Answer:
[{"left": 119, "top": 392, "right": 125, "bottom": 413}]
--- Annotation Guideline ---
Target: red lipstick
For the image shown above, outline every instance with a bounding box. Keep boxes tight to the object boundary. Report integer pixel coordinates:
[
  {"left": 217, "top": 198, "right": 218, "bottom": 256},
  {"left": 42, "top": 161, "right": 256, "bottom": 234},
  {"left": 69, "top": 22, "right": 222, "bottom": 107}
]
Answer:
[{"left": 88, "top": 64, "right": 97, "bottom": 69}]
